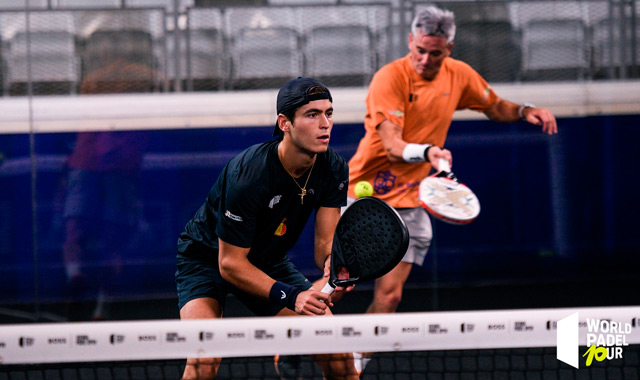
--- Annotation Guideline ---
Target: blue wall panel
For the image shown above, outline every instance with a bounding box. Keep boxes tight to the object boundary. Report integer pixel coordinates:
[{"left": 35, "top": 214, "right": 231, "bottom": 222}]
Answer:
[{"left": 0, "top": 114, "right": 638, "bottom": 305}]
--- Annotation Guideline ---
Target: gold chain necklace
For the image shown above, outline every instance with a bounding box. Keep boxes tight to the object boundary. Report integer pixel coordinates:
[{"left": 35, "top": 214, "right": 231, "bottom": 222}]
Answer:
[{"left": 287, "top": 160, "right": 315, "bottom": 205}]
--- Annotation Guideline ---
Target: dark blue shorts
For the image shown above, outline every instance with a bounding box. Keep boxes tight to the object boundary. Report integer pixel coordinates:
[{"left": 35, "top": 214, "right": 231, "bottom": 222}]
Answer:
[{"left": 175, "top": 252, "right": 313, "bottom": 316}]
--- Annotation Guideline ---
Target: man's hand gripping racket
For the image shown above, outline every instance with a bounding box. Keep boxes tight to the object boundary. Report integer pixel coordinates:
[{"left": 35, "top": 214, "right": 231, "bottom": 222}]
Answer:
[
  {"left": 419, "top": 159, "right": 481, "bottom": 224},
  {"left": 321, "top": 197, "right": 410, "bottom": 295}
]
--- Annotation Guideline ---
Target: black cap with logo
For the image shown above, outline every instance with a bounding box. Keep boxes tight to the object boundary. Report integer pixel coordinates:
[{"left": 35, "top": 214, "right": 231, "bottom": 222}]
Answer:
[{"left": 273, "top": 77, "right": 332, "bottom": 138}]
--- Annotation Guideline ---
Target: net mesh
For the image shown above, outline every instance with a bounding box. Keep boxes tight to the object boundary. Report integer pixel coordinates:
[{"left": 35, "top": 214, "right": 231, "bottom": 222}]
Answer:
[
  {"left": 1, "top": 307, "right": 638, "bottom": 379},
  {"left": 0, "top": 0, "right": 636, "bottom": 96},
  {"left": 1, "top": 346, "right": 639, "bottom": 379}
]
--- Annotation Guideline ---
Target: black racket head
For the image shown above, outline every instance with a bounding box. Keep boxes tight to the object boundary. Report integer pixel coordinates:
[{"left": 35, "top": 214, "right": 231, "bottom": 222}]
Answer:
[{"left": 330, "top": 197, "right": 409, "bottom": 287}]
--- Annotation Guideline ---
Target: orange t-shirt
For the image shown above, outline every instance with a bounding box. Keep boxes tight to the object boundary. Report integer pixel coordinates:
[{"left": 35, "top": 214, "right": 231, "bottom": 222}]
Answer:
[{"left": 348, "top": 55, "right": 499, "bottom": 208}]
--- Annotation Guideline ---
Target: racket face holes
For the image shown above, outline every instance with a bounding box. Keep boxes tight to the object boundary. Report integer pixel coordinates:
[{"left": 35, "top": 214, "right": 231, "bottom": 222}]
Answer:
[{"left": 337, "top": 199, "right": 408, "bottom": 279}]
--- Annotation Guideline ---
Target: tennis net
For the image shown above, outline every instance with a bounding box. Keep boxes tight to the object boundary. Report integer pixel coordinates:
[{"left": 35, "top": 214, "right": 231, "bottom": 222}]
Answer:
[{"left": 1, "top": 306, "right": 638, "bottom": 379}]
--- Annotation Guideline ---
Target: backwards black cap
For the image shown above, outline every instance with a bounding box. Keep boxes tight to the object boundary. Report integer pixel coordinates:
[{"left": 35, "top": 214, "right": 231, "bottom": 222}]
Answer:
[{"left": 273, "top": 77, "right": 333, "bottom": 138}]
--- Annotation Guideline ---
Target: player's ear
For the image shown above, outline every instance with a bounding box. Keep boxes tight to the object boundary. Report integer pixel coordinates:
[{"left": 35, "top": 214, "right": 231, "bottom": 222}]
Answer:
[
  {"left": 277, "top": 114, "right": 290, "bottom": 133},
  {"left": 446, "top": 42, "right": 454, "bottom": 54}
]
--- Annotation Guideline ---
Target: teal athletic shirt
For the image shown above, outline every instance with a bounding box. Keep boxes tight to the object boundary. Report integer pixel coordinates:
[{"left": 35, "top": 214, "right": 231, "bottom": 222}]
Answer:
[{"left": 177, "top": 139, "right": 349, "bottom": 270}]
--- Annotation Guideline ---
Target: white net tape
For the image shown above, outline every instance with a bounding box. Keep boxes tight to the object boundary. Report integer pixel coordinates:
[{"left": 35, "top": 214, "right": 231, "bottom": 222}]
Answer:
[{"left": 1, "top": 306, "right": 638, "bottom": 365}]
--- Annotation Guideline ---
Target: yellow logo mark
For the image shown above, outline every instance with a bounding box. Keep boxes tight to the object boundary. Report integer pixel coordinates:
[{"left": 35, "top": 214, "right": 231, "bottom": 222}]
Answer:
[
  {"left": 583, "top": 345, "right": 607, "bottom": 366},
  {"left": 274, "top": 218, "right": 287, "bottom": 236}
]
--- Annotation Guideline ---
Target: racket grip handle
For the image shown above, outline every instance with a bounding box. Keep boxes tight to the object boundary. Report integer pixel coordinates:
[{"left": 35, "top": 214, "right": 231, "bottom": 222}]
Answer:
[
  {"left": 438, "top": 158, "right": 451, "bottom": 173},
  {"left": 320, "top": 282, "right": 335, "bottom": 295}
]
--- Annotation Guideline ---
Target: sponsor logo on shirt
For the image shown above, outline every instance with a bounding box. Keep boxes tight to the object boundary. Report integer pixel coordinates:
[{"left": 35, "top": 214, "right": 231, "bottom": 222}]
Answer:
[
  {"left": 269, "top": 195, "right": 282, "bottom": 209},
  {"left": 225, "top": 210, "right": 243, "bottom": 222},
  {"left": 274, "top": 218, "right": 287, "bottom": 236},
  {"left": 482, "top": 87, "right": 491, "bottom": 102},
  {"left": 374, "top": 170, "right": 396, "bottom": 195},
  {"left": 388, "top": 110, "right": 405, "bottom": 117}
]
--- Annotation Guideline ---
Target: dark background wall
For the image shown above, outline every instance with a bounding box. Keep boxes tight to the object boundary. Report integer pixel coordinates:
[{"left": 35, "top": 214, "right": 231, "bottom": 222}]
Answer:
[{"left": 1, "top": 113, "right": 638, "bottom": 322}]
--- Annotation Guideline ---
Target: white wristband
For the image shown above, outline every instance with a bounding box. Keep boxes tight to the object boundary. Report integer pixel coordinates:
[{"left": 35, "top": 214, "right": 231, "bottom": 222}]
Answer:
[
  {"left": 518, "top": 103, "right": 535, "bottom": 121},
  {"left": 402, "top": 143, "right": 431, "bottom": 163}
]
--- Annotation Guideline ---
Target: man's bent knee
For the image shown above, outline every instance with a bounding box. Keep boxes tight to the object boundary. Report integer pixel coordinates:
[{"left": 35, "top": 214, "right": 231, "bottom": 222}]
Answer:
[
  {"left": 370, "top": 290, "right": 402, "bottom": 313},
  {"left": 181, "top": 357, "right": 220, "bottom": 380},
  {"left": 312, "top": 352, "right": 358, "bottom": 380}
]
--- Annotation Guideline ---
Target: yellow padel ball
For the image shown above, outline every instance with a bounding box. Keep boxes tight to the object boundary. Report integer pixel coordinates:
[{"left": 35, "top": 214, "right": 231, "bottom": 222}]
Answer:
[{"left": 354, "top": 181, "right": 374, "bottom": 198}]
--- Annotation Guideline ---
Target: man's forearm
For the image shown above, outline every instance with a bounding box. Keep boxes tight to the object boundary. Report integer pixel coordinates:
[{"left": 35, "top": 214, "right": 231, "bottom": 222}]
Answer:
[{"left": 484, "top": 99, "right": 521, "bottom": 123}]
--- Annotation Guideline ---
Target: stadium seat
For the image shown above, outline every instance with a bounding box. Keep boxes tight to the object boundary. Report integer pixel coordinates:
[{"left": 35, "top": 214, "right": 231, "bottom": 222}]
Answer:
[
  {"left": 125, "top": 0, "right": 195, "bottom": 12},
  {"left": 587, "top": 0, "right": 639, "bottom": 79},
  {"left": 507, "top": 1, "right": 588, "bottom": 31},
  {"left": 305, "top": 25, "right": 372, "bottom": 85},
  {"left": 341, "top": 0, "right": 395, "bottom": 3},
  {"left": 76, "top": 9, "right": 165, "bottom": 92},
  {"left": 508, "top": 0, "right": 591, "bottom": 80},
  {"left": 0, "top": 11, "right": 78, "bottom": 95},
  {"left": 56, "top": 0, "right": 121, "bottom": 8},
  {"left": 0, "top": 0, "right": 47, "bottom": 10},
  {"left": 452, "top": 20, "right": 520, "bottom": 83},
  {"left": 224, "top": 7, "right": 301, "bottom": 89},
  {"left": 520, "top": 18, "right": 589, "bottom": 80},
  {"left": 592, "top": 18, "right": 640, "bottom": 78},
  {"left": 300, "top": 6, "right": 373, "bottom": 86},
  {"left": 5, "top": 31, "right": 79, "bottom": 95},
  {"left": 231, "top": 27, "right": 302, "bottom": 89},
  {"left": 267, "top": 0, "right": 336, "bottom": 4},
  {"left": 82, "top": 30, "right": 155, "bottom": 73}
]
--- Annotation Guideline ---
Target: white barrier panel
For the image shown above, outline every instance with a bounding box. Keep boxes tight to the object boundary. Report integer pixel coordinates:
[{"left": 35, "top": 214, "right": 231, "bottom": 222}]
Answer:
[
  {"left": 0, "top": 81, "right": 639, "bottom": 134},
  {"left": 0, "top": 306, "right": 638, "bottom": 364}
]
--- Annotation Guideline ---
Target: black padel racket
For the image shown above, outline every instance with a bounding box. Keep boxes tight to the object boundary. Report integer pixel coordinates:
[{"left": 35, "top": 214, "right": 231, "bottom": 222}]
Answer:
[{"left": 321, "top": 197, "right": 409, "bottom": 295}]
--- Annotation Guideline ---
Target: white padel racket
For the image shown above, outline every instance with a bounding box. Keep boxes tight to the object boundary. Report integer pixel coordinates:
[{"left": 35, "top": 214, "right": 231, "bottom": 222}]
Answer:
[{"left": 419, "top": 159, "right": 480, "bottom": 225}]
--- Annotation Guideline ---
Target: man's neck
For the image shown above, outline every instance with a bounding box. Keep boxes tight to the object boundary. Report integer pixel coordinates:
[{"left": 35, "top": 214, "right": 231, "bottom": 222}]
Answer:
[{"left": 277, "top": 140, "right": 316, "bottom": 178}]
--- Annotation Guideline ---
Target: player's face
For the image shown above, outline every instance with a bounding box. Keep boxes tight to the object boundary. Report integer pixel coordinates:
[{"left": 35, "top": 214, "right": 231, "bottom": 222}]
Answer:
[
  {"left": 289, "top": 99, "right": 333, "bottom": 154},
  {"left": 408, "top": 32, "right": 453, "bottom": 80}
]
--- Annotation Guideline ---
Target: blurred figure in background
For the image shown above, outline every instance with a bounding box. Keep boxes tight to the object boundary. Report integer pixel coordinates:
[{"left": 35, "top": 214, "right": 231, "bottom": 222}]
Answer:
[
  {"left": 345, "top": 7, "right": 557, "bottom": 371},
  {"left": 349, "top": 5, "right": 557, "bottom": 317},
  {"left": 62, "top": 58, "right": 160, "bottom": 320}
]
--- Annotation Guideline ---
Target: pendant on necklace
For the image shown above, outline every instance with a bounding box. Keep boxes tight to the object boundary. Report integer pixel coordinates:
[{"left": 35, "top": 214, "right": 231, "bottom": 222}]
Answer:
[{"left": 299, "top": 189, "right": 306, "bottom": 204}]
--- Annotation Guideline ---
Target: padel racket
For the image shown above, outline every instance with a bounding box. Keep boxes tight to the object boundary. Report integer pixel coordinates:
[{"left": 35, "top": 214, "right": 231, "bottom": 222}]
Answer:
[
  {"left": 419, "top": 158, "right": 480, "bottom": 225},
  {"left": 321, "top": 197, "right": 409, "bottom": 295}
]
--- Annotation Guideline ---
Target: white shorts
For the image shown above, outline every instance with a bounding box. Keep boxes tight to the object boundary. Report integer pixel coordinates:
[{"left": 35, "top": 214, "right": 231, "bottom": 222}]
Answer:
[{"left": 344, "top": 197, "right": 432, "bottom": 266}]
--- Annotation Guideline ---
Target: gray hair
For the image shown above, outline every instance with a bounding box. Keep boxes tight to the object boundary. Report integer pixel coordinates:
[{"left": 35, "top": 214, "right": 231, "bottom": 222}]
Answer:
[{"left": 411, "top": 5, "right": 456, "bottom": 44}]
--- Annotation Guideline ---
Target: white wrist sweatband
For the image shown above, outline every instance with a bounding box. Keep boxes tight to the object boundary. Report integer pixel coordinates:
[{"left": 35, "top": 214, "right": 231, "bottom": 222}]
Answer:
[
  {"left": 518, "top": 103, "right": 535, "bottom": 121},
  {"left": 402, "top": 143, "right": 431, "bottom": 163}
]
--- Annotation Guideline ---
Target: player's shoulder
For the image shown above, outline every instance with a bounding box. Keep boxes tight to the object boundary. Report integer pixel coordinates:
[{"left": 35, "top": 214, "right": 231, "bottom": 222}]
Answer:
[
  {"left": 320, "top": 146, "right": 349, "bottom": 183},
  {"left": 226, "top": 140, "right": 277, "bottom": 182},
  {"left": 373, "top": 56, "right": 408, "bottom": 80},
  {"left": 370, "top": 56, "right": 410, "bottom": 94},
  {"left": 234, "top": 140, "right": 276, "bottom": 164},
  {"left": 322, "top": 146, "right": 348, "bottom": 169},
  {"left": 443, "top": 57, "right": 481, "bottom": 77}
]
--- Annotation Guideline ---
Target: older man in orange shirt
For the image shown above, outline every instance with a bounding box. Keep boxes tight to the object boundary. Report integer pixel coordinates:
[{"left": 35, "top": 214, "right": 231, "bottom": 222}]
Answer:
[{"left": 348, "top": 5, "right": 558, "bottom": 318}]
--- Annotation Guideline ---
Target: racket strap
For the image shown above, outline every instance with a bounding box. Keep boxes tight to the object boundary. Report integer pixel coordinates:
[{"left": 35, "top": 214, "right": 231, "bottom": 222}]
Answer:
[
  {"left": 436, "top": 170, "right": 458, "bottom": 181},
  {"left": 269, "top": 281, "right": 301, "bottom": 311}
]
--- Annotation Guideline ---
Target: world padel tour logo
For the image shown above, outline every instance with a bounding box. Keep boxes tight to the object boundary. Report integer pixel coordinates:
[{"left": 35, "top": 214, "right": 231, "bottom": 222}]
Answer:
[{"left": 557, "top": 312, "right": 631, "bottom": 368}]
